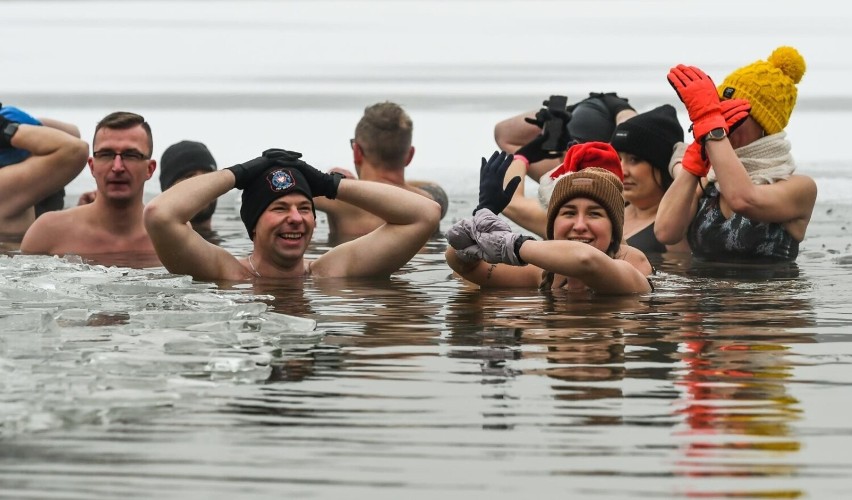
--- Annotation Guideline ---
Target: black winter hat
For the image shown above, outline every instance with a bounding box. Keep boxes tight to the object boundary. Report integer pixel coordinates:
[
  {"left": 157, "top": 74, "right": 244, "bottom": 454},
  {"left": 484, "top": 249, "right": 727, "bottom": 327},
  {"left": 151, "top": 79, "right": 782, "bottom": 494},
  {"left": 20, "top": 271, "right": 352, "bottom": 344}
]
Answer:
[
  {"left": 240, "top": 167, "right": 314, "bottom": 239},
  {"left": 609, "top": 104, "right": 683, "bottom": 189},
  {"left": 159, "top": 140, "right": 217, "bottom": 192}
]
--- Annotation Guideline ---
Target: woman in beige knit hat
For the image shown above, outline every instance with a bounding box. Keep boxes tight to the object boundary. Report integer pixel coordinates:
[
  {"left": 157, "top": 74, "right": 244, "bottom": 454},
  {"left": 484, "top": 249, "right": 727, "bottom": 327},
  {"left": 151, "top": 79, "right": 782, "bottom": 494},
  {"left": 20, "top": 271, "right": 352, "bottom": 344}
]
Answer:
[
  {"left": 655, "top": 46, "right": 817, "bottom": 262},
  {"left": 445, "top": 151, "right": 652, "bottom": 295}
]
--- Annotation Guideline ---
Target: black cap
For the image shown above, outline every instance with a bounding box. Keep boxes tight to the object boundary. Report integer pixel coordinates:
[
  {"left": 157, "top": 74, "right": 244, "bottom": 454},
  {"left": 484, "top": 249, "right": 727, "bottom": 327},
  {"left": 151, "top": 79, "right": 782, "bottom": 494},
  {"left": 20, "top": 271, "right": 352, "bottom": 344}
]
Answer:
[
  {"left": 609, "top": 104, "right": 684, "bottom": 189},
  {"left": 159, "top": 140, "right": 217, "bottom": 191},
  {"left": 240, "top": 167, "right": 314, "bottom": 239}
]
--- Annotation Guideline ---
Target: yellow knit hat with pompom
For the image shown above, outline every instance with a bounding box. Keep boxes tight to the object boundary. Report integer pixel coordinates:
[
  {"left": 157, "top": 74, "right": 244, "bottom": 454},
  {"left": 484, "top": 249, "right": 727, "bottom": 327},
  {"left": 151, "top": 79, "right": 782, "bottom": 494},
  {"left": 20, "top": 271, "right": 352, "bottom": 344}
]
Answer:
[{"left": 717, "top": 46, "right": 806, "bottom": 135}]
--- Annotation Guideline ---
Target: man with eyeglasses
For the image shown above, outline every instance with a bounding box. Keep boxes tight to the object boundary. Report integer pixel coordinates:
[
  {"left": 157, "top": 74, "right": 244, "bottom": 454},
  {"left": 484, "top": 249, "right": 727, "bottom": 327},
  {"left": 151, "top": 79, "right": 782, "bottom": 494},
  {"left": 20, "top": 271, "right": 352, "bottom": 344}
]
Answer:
[
  {"left": 0, "top": 103, "right": 88, "bottom": 240},
  {"left": 314, "top": 101, "right": 448, "bottom": 243},
  {"left": 21, "top": 111, "right": 160, "bottom": 267}
]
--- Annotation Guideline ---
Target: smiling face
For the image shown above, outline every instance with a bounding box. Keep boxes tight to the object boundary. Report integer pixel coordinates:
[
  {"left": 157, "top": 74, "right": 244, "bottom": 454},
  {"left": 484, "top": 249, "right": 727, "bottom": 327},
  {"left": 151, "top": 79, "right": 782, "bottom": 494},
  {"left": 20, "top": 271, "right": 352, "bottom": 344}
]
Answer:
[
  {"left": 619, "top": 153, "right": 664, "bottom": 207},
  {"left": 253, "top": 193, "right": 315, "bottom": 266},
  {"left": 551, "top": 197, "right": 613, "bottom": 254},
  {"left": 88, "top": 125, "right": 156, "bottom": 204}
]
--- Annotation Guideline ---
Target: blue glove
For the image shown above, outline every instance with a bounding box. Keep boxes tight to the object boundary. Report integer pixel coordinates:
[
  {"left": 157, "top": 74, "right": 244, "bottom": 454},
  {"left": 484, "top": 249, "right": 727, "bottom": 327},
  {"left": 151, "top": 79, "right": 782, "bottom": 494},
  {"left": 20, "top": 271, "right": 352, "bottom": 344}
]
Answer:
[
  {"left": 0, "top": 105, "right": 42, "bottom": 166},
  {"left": 473, "top": 151, "right": 521, "bottom": 216}
]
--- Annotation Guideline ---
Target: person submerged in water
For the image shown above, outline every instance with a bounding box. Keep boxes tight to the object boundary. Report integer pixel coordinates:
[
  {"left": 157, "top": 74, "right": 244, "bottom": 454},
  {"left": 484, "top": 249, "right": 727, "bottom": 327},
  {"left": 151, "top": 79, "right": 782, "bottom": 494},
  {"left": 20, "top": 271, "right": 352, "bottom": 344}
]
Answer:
[
  {"left": 143, "top": 148, "right": 441, "bottom": 281},
  {"left": 445, "top": 150, "right": 652, "bottom": 294},
  {"left": 655, "top": 46, "right": 817, "bottom": 262}
]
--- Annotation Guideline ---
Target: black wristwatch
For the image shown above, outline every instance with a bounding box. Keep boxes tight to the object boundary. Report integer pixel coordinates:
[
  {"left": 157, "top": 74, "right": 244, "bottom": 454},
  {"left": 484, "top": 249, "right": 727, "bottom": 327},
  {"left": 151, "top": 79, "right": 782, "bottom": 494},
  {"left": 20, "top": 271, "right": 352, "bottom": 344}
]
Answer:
[
  {"left": 702, "top": 127, "right": 727, "bottom": 144},
  {"left": 1, "top": 121, "right": 19, "bottom": 145}
]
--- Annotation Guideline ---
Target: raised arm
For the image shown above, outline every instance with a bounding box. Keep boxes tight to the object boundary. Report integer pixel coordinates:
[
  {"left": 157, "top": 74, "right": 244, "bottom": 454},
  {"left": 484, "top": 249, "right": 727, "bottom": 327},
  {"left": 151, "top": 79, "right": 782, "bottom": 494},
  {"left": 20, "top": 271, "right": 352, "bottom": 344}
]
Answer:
[
  {"left": 0, "top": 121, "right": 88, "bottom": 226},
  {"left": 311, "top": 178, "right": 441, "bottom": 278},
  {"left": 143, "top": 169, "right": 250, "bottom": 281},
  {"left": 706, "top": 140, "right": 816, "bottom": 230},
  {"left": 654, "top": 145, "right": 703, "bottom": 245},
  {"left": 500, "top": 157, "right": 547, "bottom": 238}
]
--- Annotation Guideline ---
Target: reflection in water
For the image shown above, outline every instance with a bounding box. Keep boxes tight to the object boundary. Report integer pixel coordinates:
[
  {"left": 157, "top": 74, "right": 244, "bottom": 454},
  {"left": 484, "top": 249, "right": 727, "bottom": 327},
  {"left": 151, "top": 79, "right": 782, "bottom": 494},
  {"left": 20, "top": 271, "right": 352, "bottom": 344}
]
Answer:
[{"left": 0, "top": 201, "right": 848, "bottom": 499}]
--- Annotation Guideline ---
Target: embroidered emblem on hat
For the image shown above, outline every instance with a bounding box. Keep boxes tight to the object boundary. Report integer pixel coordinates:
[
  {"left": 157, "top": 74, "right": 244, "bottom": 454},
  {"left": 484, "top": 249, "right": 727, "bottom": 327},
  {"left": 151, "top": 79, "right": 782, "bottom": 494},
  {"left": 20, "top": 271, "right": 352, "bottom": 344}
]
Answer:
[
  {"left": 722, "top": 87, "right": 736, "bottom": 99},
  {"left": 267, "top": 169, "right": 295, "bottom": 192}
]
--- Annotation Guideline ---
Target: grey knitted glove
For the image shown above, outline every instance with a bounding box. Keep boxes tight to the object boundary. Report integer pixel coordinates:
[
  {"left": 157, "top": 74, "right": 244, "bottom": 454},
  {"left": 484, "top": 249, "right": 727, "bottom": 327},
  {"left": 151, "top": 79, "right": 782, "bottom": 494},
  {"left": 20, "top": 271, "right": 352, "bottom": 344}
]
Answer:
[
  {"left": 446, "top": 218, "right": 483, "bottom": 263},
  {"left": 470, "top": 209, "right": 534, "bottom": 266}
]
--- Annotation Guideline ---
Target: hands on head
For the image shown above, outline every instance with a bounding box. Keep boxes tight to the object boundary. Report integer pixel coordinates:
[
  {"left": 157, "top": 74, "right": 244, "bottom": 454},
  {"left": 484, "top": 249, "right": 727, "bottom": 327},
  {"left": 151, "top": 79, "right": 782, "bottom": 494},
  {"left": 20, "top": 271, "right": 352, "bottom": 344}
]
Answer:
[
  {"left": 667, "top": 64, "right": 752, "bottom": 177},
  {"left": 227, "top": 148, "right": 344, "bottom": 198}
]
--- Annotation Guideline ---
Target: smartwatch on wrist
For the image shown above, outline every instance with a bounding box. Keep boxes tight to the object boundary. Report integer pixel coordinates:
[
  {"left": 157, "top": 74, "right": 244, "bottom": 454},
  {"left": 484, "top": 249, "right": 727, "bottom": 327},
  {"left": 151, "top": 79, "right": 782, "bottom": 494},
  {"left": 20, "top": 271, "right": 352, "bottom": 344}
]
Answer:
[
  {"left": 702, "top": 127, "right": 727, "bottom": 144},
  {"left": 700, "top": 128, "right": 727, "bottom": 160},
  {"left": 1, "top": 121, "right": 19, "bottom": 146}
]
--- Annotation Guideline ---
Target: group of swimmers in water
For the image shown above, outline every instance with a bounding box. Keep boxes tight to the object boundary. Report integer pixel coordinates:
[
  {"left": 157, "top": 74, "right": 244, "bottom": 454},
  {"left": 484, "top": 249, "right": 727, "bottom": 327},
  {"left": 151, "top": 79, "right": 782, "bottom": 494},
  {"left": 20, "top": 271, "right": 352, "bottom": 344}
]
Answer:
[{"left": 0, "top": 46, "right": 817, "bottom": 295}]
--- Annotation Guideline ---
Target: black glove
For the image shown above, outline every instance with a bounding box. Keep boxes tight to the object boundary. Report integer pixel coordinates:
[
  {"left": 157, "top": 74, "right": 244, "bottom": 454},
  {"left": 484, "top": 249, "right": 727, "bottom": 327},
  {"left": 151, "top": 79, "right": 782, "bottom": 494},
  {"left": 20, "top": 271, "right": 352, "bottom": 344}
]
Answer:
[
  {"left": 515, "top": 129, "right": 568, "bottom": 164},
  {"left": 473, "top": 151, "right": 521, "bottom": 216},
  {"left": 227, "top": 148, "right": 302, "bottom": 190},
  {"left": 523, "top": 96, "right": 572, "bottom": 129},
  {"left": 277, "top": 157, "right": 344, "bottom": 199},
  {"left": 588, "top": 92, "right": 634, "bottom": 120}
]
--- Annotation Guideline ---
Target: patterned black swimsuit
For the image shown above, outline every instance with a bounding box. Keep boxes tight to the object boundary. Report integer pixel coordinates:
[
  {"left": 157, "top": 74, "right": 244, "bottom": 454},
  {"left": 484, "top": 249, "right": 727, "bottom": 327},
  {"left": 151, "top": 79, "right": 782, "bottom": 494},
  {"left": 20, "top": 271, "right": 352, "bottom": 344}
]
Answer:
[{"left": 687, "top": 184, "right": 799, "bottom": 262}]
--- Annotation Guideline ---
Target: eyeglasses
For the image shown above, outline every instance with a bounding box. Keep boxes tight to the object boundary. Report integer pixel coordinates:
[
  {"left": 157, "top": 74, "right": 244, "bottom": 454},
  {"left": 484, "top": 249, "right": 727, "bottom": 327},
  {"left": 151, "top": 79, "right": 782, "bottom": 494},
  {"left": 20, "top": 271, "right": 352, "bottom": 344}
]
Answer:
[
  {"left": 92, "top": 149, "right": 150, "bottom": 163},
  {"left": 349, "top": 138, "right": 357, "bottom": 150}
]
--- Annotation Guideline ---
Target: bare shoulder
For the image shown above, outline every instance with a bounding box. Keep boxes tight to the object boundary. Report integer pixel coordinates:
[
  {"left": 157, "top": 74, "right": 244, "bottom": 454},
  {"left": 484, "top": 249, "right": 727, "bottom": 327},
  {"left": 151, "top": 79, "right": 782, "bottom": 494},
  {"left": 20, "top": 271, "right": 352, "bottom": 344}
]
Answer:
[
  {"left": 618, "top": 244, "right": 653, "bottom": 276},
  {"left": 21, "top": 209, "right": 72, "bottom": 252},
  {"left": 408, "top": 181, "right": 448, "bottom": 218}
]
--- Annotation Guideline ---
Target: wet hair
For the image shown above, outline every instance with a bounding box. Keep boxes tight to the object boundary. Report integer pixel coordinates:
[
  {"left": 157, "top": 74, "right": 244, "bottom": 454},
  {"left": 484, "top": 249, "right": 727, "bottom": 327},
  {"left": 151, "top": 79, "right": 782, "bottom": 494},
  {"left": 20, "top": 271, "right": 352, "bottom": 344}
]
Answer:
[
  {"left": 93, "top": 111, "right": 153, "bottom": 156},
  {"left": 353, "top": 102, "right": 412, "bottom": 167}
]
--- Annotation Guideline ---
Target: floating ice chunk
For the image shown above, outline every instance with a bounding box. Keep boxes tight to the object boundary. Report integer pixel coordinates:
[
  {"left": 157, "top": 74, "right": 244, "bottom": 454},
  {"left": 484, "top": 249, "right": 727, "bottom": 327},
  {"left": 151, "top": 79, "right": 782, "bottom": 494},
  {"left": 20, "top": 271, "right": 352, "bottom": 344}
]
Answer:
[
  {"left": 205, "top": 356, "right": 256, "bottom": 373},
  {"left": 262, "top": 312, "right": 317, "bottom": 332},
  {"left": 55, "top": 308, "right": 92, "bottom": 327},
  {"left": 0, "top": 311, "right": 57, "bottom": 333}
]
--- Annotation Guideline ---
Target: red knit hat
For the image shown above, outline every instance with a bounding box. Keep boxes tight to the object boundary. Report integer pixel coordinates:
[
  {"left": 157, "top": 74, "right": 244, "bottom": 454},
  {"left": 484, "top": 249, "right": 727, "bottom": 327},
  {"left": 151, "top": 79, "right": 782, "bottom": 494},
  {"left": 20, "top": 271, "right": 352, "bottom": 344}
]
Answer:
[{"left": 548, "top": 141, "right": 623, "bottom": 181}]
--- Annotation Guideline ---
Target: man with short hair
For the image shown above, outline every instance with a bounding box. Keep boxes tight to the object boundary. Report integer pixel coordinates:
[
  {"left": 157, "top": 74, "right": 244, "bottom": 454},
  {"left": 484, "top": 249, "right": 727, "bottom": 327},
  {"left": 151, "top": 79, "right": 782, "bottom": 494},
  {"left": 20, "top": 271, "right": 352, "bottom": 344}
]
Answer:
[
  {"left": 0, "top": 105, "right": 88, "bottom": 238},
  {"left": 315, "top": 102, "right": 448, "bottom": 242},
  {"left": 21, "top": 111, "right": 159, "bottom": 266},
  {"left": 143, "top": 148, "right": 441, "bottom": 281}
]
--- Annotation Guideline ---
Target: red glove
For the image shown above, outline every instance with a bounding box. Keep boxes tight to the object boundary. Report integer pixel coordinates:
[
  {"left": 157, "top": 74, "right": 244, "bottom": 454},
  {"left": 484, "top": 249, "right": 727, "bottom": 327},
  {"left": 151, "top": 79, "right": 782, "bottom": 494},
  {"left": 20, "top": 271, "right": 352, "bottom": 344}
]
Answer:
[
  {"left": 680, "top": 141, "right": 709, "bottom": 178},
  {"left": 667, "top": 64, "right": 726, "bottom": 141},
  {"left": 720, "top": 98, "right": 751, "bottom": 133}
]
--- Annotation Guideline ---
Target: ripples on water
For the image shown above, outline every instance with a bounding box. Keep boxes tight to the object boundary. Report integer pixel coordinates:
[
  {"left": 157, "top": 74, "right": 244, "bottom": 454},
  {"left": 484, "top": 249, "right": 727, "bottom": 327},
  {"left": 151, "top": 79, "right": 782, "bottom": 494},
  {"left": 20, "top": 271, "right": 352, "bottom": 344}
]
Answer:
[{"left": 1, "top": 199, "right": 852, "bottom": 499}]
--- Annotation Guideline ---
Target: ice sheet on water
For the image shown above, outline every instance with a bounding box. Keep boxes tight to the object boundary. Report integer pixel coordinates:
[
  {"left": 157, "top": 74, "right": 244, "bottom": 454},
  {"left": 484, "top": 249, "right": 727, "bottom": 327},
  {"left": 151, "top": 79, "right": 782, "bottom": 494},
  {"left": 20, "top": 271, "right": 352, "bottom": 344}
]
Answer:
[{"left": 0, "top": 254, "right": 323, "bottom": 438}]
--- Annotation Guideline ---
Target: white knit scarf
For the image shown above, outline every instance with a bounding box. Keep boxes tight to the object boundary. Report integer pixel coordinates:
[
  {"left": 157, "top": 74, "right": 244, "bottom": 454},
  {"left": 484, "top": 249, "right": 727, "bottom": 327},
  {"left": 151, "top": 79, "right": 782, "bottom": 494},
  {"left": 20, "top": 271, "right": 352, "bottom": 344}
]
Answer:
[{"left": 707, "top": 131, "right": 796, "bottom": 189}]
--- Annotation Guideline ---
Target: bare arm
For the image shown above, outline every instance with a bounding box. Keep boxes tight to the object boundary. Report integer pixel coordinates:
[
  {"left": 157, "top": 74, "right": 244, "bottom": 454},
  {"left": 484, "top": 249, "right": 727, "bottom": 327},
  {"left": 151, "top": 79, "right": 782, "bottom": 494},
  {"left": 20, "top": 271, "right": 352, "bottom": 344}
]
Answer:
[
  {"left": 500, "top": 158, "right": 546, "bottom": 238},
  {"left": 654, "top": 159, "right": 702, "bottom": 245},
  {"left": 494, "top": 110, "right": 539, "bottom": 154},
  {"left": 706, "top": 140, "right": 817, "bottom": 225},
  {"left": 143, "top": 170, "right": 250, "bottom": 281},
  {"left": 518, "top": 239, "right": 652, "bottom": 294},
  {"left": 38, "top": 117, "right": 81, "bottom": 138},
  {"left": 0, "top": 124, "right": 88, "bottom": 221},
  {"left": 445, "top": 247, "right": 541, "bottom": 288},
  {"left": 493, "top": 111, "right": 561, "bottom": 182},
  {"left": 310, "top": 179, "right": 441, "bottom": 278}
]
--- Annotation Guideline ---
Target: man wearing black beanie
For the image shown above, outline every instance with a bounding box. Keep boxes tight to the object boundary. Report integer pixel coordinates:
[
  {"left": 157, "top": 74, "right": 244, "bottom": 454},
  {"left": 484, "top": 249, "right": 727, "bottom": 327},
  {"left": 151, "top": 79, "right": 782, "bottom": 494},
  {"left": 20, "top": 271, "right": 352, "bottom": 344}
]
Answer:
[{"left": 143, "top": 148, "right": 441, "bottom": 281}]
